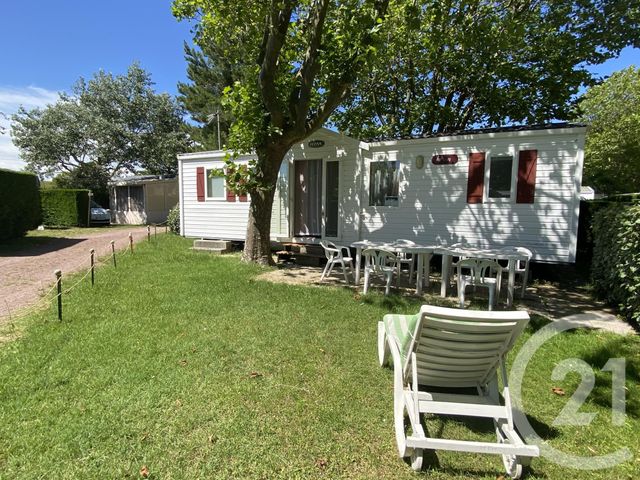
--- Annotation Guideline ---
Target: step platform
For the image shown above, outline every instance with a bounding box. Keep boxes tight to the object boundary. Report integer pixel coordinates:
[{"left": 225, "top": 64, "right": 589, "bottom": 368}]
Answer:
[{"left": 192, "top": 239, "right": 232, "bottom": 254}]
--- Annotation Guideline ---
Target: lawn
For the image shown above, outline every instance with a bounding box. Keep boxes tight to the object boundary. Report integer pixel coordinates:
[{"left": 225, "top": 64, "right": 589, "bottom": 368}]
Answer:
[{"left": 0, "top": 235, "right": 638, "bottom": 479}]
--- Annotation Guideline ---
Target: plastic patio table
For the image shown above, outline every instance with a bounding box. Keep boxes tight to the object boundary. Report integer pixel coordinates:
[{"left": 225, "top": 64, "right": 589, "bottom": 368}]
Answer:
[
  {"left": 350, "top": 240, "right": 437, "bottom": 295},
  {"left": 436, "top": 245, "right": 530, "bottom": 307}
]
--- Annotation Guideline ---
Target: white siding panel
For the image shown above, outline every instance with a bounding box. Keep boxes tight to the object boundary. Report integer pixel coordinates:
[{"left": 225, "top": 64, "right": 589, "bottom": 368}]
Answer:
[
  {"left": 178, "top": 127, "right": 585, "bottom": 263},
  {"left": 360, "top": 132, "right": 583, "bottom": 263},
  {"left": 180, "top": 158, "right": 251, "bottom": 241}
]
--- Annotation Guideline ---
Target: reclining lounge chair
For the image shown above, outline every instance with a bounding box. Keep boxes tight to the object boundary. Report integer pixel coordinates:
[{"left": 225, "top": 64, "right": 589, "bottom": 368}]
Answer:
[{"left": 378, "top": 305, "right": 539, "bottom": 478}]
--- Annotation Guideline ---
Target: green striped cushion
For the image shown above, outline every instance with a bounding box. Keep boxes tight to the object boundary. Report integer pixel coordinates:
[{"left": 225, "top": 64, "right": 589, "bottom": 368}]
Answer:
[{"left": 383, "top": 313, "right": 420, "bottom": 363}]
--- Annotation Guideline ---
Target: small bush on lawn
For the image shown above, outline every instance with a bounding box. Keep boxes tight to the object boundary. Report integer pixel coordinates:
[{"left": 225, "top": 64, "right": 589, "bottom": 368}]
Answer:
[
  {"left": 167, "top": 203, "right": 180, "bottom": 234},
  {"left": 40, "top": 189, "right": 90, "bottom": 227},
  {"left": 591, "top": 203, "right": 640, "bottom": 324},
  {"left": 0, "top": 168, "right": 41, "bottom": 240}
]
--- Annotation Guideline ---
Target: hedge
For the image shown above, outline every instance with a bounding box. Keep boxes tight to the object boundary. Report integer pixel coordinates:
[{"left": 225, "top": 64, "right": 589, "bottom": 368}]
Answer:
[
  {"left": 0, "top": 169, "right": 41, "bottom": 240},
  {"left": 40, "top": 189, "right": 90, "bottom": 227},
  {"left": 591, "top": 202, "right": 640, "bottom": 325}
]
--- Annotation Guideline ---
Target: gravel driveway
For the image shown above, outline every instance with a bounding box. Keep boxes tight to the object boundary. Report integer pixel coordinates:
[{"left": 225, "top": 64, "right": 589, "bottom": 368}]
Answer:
[{"left": 0, "top": 227, "right": 150, "bottom": 323}]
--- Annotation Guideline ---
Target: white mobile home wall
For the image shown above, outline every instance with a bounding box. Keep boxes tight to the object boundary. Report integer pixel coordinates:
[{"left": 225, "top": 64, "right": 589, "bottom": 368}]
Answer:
[{"left": 178, "top": 126, "right": 585, "bottom": 263}]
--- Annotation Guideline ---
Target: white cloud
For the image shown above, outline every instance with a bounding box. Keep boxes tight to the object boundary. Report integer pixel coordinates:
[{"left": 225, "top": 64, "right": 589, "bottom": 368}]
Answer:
[{"left": 0, "top": 85, "right": 61, "bottom": 171}]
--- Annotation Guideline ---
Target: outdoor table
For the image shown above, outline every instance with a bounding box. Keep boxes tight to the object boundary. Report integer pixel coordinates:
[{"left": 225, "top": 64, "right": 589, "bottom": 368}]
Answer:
[
  {"left": 436, "top": 245, "right": 529, "bottom": 308},
  {"left": 350, "top": 240, "right": 437, "bottom": 295}
]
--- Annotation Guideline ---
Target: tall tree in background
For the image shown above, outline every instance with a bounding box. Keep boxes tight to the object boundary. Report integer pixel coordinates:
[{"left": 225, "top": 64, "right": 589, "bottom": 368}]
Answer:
[
  {"left": 177, "top": 43, "right": 236, "bottom": 150},
  {"left": 577, "top": 67, "right": 640, "bottom": 194},
  {"left": 173, "top": 0, "right": 392, "bottom": 264},
  {"left": 12, "top": 64, "right": 191, "bottom": 188},
  {"left": 333, "top": 0, "right": 639, "bottom": 139}
]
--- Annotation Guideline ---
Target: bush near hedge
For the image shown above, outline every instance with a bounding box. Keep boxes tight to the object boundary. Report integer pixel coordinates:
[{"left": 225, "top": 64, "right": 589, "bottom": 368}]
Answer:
[
  {"left": 591, "top": 202, "right": 640, "bottom": 325},
  {"left": 0, "top": 169, "right": 41, "bottom": 240},
  {"left": 167, "top": 203, "right": 180, "bottom": 234},
  {"left": 40, "top": 189, "right": 90, "bottom": 227}
]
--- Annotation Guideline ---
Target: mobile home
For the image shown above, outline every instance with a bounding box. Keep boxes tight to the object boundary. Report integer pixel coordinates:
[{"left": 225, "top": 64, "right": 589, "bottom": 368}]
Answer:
[
  {"left": 109, "top": 175, "right": 179, "bottom": 225},
  {"left": 177, "top": 123, "right": 586, "bottom": 263}
]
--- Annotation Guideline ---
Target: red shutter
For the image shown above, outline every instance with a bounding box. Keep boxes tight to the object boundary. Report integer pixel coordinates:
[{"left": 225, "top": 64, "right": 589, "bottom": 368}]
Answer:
[
  {"left": 196, "top": 167, "right": 205, "bottom": 202},
  {"left": 466, "top": 152, "right": 486, "bottom": 204},
  {"left": 226, "top": 190, "right": 236, "bottom": 202},
  {"left": 516, "top": 150, "right": 538, "bottom": 204}
]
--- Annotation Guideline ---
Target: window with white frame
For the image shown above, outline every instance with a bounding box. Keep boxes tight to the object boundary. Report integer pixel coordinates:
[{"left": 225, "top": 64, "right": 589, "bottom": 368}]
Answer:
[
  {"left": 206, "top": 169, "right": 225, "bottom": 199},
  {"left": 369, "top": 160, "right": 400, "bottom": 206},
  {"left": 488, "top": 155, "right": 513, "bottom": 199}
]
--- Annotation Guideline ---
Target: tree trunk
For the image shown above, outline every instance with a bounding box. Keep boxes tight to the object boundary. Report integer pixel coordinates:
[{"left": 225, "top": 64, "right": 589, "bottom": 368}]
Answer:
[{"left": 242, "top": 145, "right": 287, "bottom": 265}]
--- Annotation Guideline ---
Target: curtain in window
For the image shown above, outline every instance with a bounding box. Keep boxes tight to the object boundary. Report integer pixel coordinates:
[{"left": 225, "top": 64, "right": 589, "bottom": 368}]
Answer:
[{"left": 369, "top": 161, "right": 399, "bottom": 206}]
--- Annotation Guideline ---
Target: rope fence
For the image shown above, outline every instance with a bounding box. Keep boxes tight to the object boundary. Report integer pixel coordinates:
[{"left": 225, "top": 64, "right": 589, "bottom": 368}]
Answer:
[{"left": 1, "top": 225, "right": 170, "bottom": 323}]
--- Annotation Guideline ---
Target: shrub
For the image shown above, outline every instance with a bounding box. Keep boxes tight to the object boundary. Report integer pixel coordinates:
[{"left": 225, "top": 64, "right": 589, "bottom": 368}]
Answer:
[
  {"left": 0, "top": 169, "right": 41, "bottom": 240},
  {"left": 167, "top": 203, "right": 180, "bottom": 234},
  {"left": 40, "top": 189, "right": 90, "bottom": 227},
  {"left": 591, "top": 202, "right": 640, "bottom": 325}
]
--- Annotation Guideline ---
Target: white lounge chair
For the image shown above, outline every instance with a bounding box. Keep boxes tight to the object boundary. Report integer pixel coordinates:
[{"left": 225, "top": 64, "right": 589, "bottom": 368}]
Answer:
[
  {"left": 320, "top": 241, "right": 354, "bottom": 284},
  {"left": 378, "top": 305, "right": 539, "bottom": 478},
  {"left": 362, "top": 248, "right": 398, "bottom": 295}
]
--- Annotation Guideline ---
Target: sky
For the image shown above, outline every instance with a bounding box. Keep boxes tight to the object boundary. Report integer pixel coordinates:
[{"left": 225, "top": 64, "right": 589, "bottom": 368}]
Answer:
[{"left": 0, "top": 1, "right": 639, "bottom": 171}]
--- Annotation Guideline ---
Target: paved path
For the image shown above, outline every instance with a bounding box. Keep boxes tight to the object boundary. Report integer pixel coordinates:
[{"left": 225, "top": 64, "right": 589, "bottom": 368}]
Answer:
[
  {"left": 0, "top": 227, "right": 150, "bottom": 323},
  {"left": 525, "top": 283, "right": 636, "bottom": 335}
]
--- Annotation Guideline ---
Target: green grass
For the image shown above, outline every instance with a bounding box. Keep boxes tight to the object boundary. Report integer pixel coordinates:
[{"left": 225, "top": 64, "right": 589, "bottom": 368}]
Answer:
[{"left": 0, "top": 235, "right": 638, "bottom": 479}]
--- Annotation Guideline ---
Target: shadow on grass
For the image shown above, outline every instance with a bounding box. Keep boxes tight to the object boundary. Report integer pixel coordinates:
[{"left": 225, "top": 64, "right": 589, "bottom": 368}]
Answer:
[
  {"left": 413, "top": 415, "right": 552, "bottom": 478},
  {"left": 580, "top": 336, "right": 640, "bottom": 418}
]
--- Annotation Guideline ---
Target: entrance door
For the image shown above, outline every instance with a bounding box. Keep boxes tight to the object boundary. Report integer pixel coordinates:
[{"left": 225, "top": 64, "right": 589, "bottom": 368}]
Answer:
[
  {"left": 324, "top": 161, "right": 339, "bottom": 237},
  {"left": 294, "top": 159, "right": 323, "bottom": 236}
]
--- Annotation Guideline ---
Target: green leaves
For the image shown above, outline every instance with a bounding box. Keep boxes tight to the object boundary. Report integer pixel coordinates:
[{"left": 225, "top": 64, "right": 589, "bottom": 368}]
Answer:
[
  {"left": 11, "top": 63, "right": 191, "bottom": 181},
  {"left": 577, "top": 67, "right": 640, "bottom": 194},
  {"left": 173, "top": 0, "right": 392, "bottom": 158},
  {"left": 591, "top": 203, "right": 640, "bottom": 325},
  {"left": 334, "top": 0, "right": 640, "bottom": 140}
]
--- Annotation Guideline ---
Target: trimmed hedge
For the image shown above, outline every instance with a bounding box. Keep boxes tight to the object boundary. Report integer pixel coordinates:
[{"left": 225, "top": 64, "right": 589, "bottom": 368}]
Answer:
[
  {"left": 591, "top": 202, "right": 640, "bottom": 325},
  {"left": 0, "top": 169, "right": 41, "bottom": 240},
  {"left": 40, "top": 189, "right": 90, "bottom": 227}
]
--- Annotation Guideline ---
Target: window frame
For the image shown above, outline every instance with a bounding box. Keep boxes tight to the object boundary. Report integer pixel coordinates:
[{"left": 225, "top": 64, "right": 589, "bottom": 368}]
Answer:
[
  {"left": 205, "top": 168, "right": 227, "bottom": 200},
  {"left": 485, "top": 151, "right": 517, "bottom": 203},
  {"left": 368, "top": 159, "right": 400, "bottom": 207}
]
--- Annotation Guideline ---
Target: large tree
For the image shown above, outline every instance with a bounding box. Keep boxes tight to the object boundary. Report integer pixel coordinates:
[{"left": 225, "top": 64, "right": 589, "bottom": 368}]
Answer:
[
  {"left": 173, "top": 0, "right": 392, "bottom": 264},
  {"left": 177, "top": 43, "right": 236, "bottom": 150},
  {"left": 577, "top": 67, "right": 640, "bottom": 194},
  {"left": 174, "top": 0, "right": 638, "bottom": 264},
  {"left": 333, "top": 0, "right": 640, "bottom": 139},
  {"left": 12, "top": 64, "right": 191, "bottom": 183}
]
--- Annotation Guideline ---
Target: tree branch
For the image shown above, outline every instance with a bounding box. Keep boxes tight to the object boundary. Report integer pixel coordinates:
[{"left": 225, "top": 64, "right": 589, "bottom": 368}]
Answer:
[
  {"left": 291, "top": 0, "right": 330, "bottom": 131},
  {"left": 305, "top": 0, "right": 390, "bottom": 134},
  {"left": 305, "top": 82, "right": 350, "bottom": 134},
  {"left": 258, "top": 1, "right": 296, "bottom": 129}
]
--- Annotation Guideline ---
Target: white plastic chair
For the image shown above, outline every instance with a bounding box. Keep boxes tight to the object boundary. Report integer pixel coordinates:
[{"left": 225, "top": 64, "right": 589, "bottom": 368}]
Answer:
[
  {"left": 362, "top": 248, "right": 398, "bottom": 295},
  {"left": 513, "top": 247, "right": 532, "bottom": 298},
  {"left": 457, "top": 258, "right": 503, "bottom": 310},
  {"left": 394, "top": 239, "right": 416, "bottom": 283},
  {"left": 320, "top": 241, "right": 354, "bottom": 284},
  {"left": 378, "top": 305, "right": 538, "bottom": 478}
]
